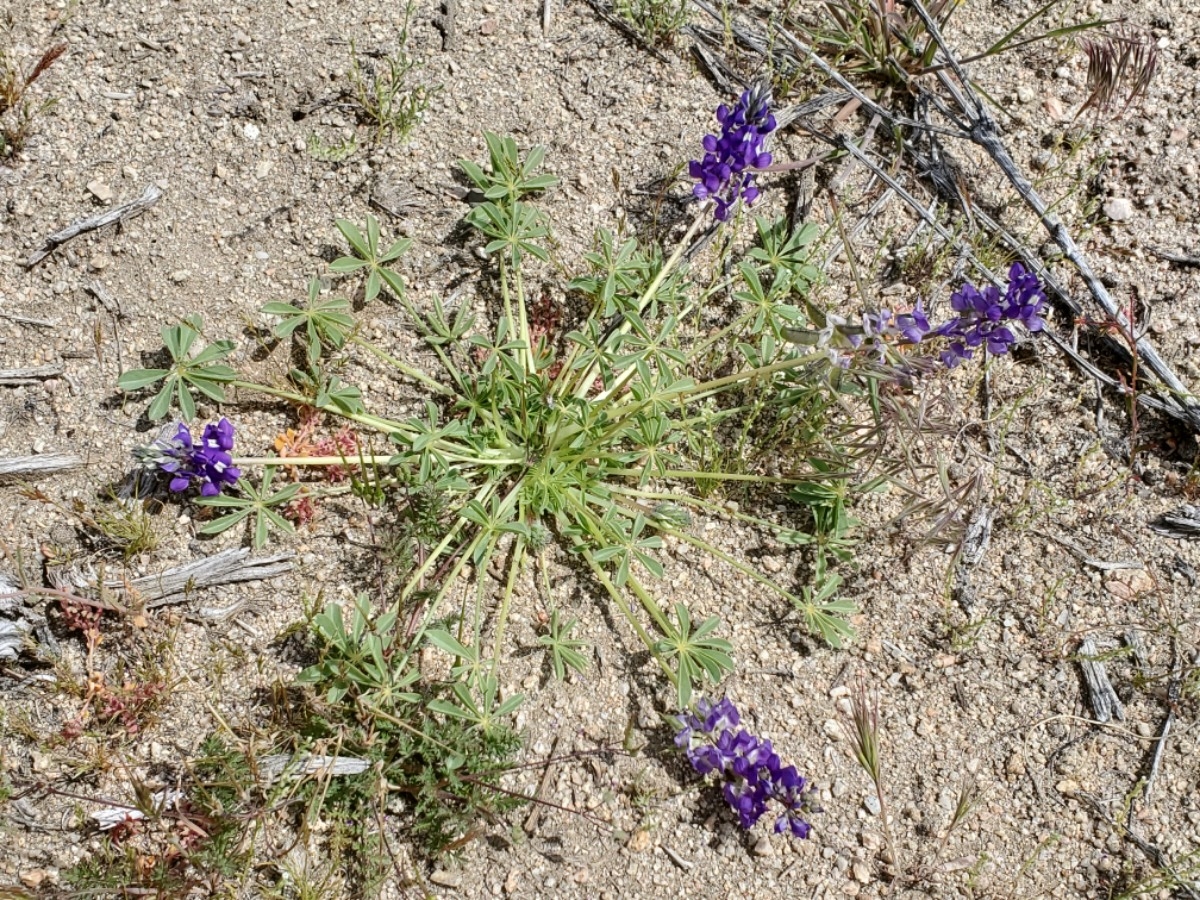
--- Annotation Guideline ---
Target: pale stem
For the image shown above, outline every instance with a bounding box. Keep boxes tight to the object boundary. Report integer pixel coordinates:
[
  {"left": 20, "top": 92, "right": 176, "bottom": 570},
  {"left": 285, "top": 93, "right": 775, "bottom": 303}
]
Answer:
[
  {"left": 573, "top": 207, "right": 710, "bottom": 402},
  {"left": 348, "top": 334, "right": 455, "bottom": 397},
  {"left": 490, "top": 536, "right": 527, "bottom": 668}
]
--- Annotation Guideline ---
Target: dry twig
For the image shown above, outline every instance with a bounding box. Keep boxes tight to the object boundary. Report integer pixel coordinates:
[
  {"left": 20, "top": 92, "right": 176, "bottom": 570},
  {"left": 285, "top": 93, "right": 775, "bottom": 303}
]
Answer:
[
  {"left": 1077, "top": 637, "right": 1124, "bottom": 723},
  {"left": 25, "top": 184, "right": 163, "bottom": 267},
  {"left": 0, "top": 454, "right": 83, "bottom": 481},
  {"left": 0, "top": 365, "right": 64, "bottom": 385}
]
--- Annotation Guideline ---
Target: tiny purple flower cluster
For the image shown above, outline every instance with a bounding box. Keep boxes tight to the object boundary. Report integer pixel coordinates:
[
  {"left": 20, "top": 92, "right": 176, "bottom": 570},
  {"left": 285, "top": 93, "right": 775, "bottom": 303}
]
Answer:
[
  {"left": 814, "top": 263, "right": 1048, "bottom": 373},
  {"left": 675, "top": 697, "right": 817, "bottom": 838},
  {"left": 689, "top": 85, "right": 777, "bottom": 222},
  {"left": 154, "top": 418, "right": 241, "bottom": 496},
  {"left": 930, "top": 263, "right": 1049, "bottom": 367}
]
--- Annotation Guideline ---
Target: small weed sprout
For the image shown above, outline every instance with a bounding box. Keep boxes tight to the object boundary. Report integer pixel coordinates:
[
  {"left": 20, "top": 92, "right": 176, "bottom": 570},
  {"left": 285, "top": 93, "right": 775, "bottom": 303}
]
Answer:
[
  {"left": 801, "top": 0, "right": 957, "bottom": 87},
  {"left": 85, "top": 501, "right": 160, "bottom": 560},
  {"left": 537, "top": 607, "right": 590, "bottom": 681},
  {"left": 348, "top": 10, "right": 436, "bottom": 144},
  {"left": 1076, "top": 28, "right": 1158, "bottom": 124},
  {"left": 618, "top": 0, "right": 690, "bottom": 48},
  {"left": 844, "top": 685, "right": 897, "bottom": 866},
  {"left": 0, "top": 41, "right": 66, "bottom": 156},
  {"left": 842, "top": 684, "right": 984, "bottom": 884}
]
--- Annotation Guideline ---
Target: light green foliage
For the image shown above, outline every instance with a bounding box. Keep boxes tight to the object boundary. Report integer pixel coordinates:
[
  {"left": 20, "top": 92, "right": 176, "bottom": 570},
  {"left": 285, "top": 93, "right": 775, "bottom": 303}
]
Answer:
[
  {"left": 806, "top": 0, "right": 953, "bottom": 86},
  {"left": 347, "top": 12, "right": 436, "bottom": 144},
  {"left": 306, "top": 131, "right": 358, "bottom": 161},
  {"left": 459, "top": 132, "right": 560, "bottom": 207},
  {"left": 653, "top": 603, "right": 734, "bottom": 707},
  {"left": 294, "top": 599, "right": 526, "bottom": 858},
  {"left": 263, "top": 278, "right": 355, "bottom": 370},
  {"left": 298, "top": 595, "right": 419, "bottom": 707},
  {"left": 117, "top": 316, "right": 237, "bottom": 421},
  {"left": 538, "top": 608, "right": 590, "bottom": 681},
  {"left": 277, "top": 135, "right": 859, "bottom": 709},
  {"left": 804, "top": 0, "right": 1113, "bottom": 97},
  {"left": 617, "top": 0, "right": 689, "bottom": 48},
  {"left": 109, "top": 134, "right": 879, "bottom": 867},
  {"left": 330, "top": 214, "right": 411, "bottom": 303},
  {"left": 196, "top": 465, "right": 300, "bottom": 549},
  {"left": 77, "top": 498, "right": 161, "bottom": 560}
]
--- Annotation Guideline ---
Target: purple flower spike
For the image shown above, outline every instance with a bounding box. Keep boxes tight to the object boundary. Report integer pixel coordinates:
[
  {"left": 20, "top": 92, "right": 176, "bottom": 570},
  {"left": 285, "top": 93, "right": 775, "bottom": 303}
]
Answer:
[
  {"left": 135, "top": 418, "right": 242, "bottom": 497},
  {"left": 674, "top": 696, "right": 817, "bottom": 838},
  {"left": 918, "top": 263, "right": 1049, "bottom": 371},
  {"left": 689, "top": 83, "right": 776, "bottom": 222}
]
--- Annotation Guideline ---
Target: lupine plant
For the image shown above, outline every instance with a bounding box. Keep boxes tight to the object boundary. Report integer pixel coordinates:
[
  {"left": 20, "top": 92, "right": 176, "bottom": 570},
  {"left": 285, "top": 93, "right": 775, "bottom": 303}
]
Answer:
[{"left": 121, "top": 86, "right": 1048, "bottom": 847}]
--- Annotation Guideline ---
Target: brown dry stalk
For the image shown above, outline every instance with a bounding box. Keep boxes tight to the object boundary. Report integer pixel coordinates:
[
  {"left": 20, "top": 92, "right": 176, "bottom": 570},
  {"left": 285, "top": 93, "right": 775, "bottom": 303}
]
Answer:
[
  {"left": 1076, "top": 29, "right": 1157, "bottom": 122},
  {"left": 25, "top": 42, "right": 68, "bottom": 87}
]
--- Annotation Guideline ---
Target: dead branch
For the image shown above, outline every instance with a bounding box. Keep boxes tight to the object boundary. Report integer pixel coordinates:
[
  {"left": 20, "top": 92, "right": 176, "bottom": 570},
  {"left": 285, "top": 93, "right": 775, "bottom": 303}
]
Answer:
[
  {"left": 0, "top": 365, "right": 64, "bottom": 385},
  {"left": 1077, "top": 637, "right": 1124, "bottom": 723},
  {"left": 0, "top": 454, "right": 84, "bottom": 481},
  {"left": 24, "top": 184, "right": 163, "bottom": 268}
]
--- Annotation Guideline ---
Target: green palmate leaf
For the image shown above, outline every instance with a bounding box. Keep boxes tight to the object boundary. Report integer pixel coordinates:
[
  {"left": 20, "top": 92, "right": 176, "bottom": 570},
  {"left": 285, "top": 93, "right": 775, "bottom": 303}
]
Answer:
[
  {"left": 749, "top": 216, "right": 821, "bottom": 285},
  {"left": 298, "top": 595, "right": 421, "bottom": 707},
  {"left": 118, "top": 317, "right": 237, "bottom": 421},
  {"left": 314, "top": 375, "right": 364, "bottom": 414},
  {"left": 795, "top": 572, "right": 857, "bottom": 649},
  {"left": 196, "top": 465, "right": 299, "bottom": 549},
  {"left": 459, "top": 131, "right": 558, "bottom": 209},
  {"left": 328, "top": 255, "right": 368, "bottom": 273},
  {"left": 148, "top": 380, "right": 178, "bottom": 421},
  {"left": 116, "top": 368, "right": 169, "bottom": 390},
  {"left": 175, "top": 379, "right": 196, "bottom": 421},
  {"left": 428, "top": 672, "right": 523, "bottom": 733},
  {"left": 336, "top": 218, "right": 371, "bottom": 259},
  {"left": 424, "top": 628, "right": 475, "bottom": 661},
  {"left": 163, "top": 318, "right": 199, "bottom": 360},
  {"left": 332, "top": 214, "right": 412, "bottom": 303},
  {"left": 263, "top": 279, "right": 355, "bottom": 368},
  {"left": 538, "top": 608, "right": 589, "bottom": 681},
  {"left": 654, "top": 602, "right": 734, "bottom": 708},
  {"left": 188, "top": 372, "right": 233, "bottom": 403}
]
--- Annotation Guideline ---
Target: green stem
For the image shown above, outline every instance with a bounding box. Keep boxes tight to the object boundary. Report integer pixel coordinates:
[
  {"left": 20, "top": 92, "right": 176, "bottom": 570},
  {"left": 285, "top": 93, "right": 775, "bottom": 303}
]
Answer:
[
  {"left": 578, "top": 549, "right": 675, "bottom": 687},
  {"left": 398, "top": 498, "right": 477, "bottom": 606},
  {"left": 656, "top": 524, "right": 801, "bottom": 606},
  {"left": 391, "top": 292, "right": 467, "bottom": 392},
  {"left": 234, "top": 455, "right": 397, "bottom": 468},
  {"left": 680, "top": 351, "right": 822, "bottom": 401},
  {"left": 513, "top": 262, "right": 535, "bottom": 375},
  {"left": 572, "top": 208, "right": 709, "bottom": 401},
  {"left": 563, "top": 490, "right": 671, "bottom": 634},
  {"left": 230, "top": 380, "right": 315, "bottom": 407},
  {"left": 233, "top": 445, "right": 522, "bottom": 468},
  {"left": 548, "top": 350, "right": 819, "bottom": 454},
  {"left": 608, "top": 485, "right": 810, "bottom": 537},
  {"left": 229, "top": 380, "right": 418, "bottom": 437},
  {"left": 605, "top": 468, "right": 807, "bottom": 484},
  {"left": 348, "top": 335, "right": 454, "bottom": 397},
  {"left": 490, "top": 536, "right": 526, "bottom": 668},
  {"left": 683, "top": 310, "right": 756, "bottom": 364}
]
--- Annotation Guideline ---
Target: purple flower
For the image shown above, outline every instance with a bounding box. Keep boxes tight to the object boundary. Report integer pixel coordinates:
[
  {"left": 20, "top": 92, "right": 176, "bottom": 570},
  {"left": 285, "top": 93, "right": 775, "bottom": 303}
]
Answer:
[
  {"left": 689, "top": 84, "right": 776, "bottom": 222},
  {"left": 800, "top": 264, "right": 1049, "bottom": 374},
  {"left": 674, "top": 696, "right": 817, "bottom": 838},
  {"left": 1003, "top": 262, "right": 1048, "bottom": 332},
  {"left": 896, "top": 299, "right": 932, "bottom": 344},
  {"left": 698, "top": 697, "right": 740, "bottom": 734},
  {"left": 136, "top": 418, "right": 242, "bottom": 497},
  {"left": 933, "top": 263, "right": 1047, "bottom": 363}
]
